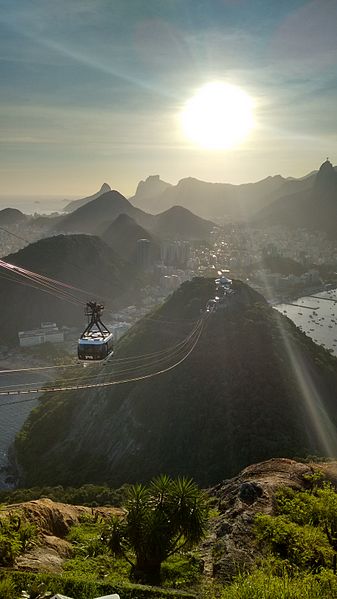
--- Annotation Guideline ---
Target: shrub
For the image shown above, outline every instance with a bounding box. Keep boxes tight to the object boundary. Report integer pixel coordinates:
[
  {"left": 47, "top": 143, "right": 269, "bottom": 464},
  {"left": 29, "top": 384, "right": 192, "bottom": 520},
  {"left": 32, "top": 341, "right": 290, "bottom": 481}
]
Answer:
[
  {"left": 2, "top": 570, "right": 197, "bottom": 599},
  {"left": 103, "top": 475, "right": 209, "bottom": 584},
  {"left": 254, "top": 514, "right": 333, "bottom": 571},
  {"left": 0, "top": 577, "right": 16, "bottom": 599},
  {"left": 0, "top": 512, "right": 36, "bottom": 566},
  {"left": 221, "top": 568, "right": 337, "bottom": 599}
]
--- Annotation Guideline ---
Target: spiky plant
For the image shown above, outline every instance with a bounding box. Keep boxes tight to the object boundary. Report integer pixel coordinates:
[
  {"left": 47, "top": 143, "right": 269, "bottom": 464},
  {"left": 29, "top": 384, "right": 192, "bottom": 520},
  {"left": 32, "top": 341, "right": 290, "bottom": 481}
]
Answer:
[{"left": 102, "top": 475, "right": 209, "bottom": 584}]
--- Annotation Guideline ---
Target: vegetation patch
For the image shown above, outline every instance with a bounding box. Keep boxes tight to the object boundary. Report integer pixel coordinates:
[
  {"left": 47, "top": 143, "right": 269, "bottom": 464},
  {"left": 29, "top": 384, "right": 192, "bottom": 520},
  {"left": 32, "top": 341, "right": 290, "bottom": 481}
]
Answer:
[
  {"left": 0, "top": 483, "right": 129, "bottom": 507},
  {"left": 0, "top": 512, "right": 36, "bottom": 567},
  {"left": 0, "top": 570, "right": 197, "bottom": 599}
]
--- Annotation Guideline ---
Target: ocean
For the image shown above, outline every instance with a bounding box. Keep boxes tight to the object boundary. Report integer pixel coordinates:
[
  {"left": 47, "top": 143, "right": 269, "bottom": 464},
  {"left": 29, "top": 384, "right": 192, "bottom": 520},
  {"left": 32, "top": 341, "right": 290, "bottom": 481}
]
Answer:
[
  {"left": 0, "top": 370, "right": 52, "bottom": 488},
  {"left": 0, "top": 195, "right": 76, "bottom": 215}
]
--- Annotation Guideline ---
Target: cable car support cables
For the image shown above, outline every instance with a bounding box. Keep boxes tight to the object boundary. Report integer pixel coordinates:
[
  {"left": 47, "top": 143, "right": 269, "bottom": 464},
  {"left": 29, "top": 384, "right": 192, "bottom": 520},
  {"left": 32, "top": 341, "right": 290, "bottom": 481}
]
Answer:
[{"left": 0, "top": 317, "right": 205, "bottom": 403}]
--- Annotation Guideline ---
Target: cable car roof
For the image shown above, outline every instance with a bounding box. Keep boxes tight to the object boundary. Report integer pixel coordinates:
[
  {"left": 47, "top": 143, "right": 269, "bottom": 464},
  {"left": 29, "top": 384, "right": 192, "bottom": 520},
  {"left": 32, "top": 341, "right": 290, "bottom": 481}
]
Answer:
[{"left": 78, "top": 332, "right": 113, "bottom": 345}]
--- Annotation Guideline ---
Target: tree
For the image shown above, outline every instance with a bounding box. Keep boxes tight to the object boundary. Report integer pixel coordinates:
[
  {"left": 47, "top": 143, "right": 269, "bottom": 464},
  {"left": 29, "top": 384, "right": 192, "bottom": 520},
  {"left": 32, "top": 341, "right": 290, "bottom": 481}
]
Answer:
[{"left": 102, "top": 475, "right": 209, "bottom": 584}]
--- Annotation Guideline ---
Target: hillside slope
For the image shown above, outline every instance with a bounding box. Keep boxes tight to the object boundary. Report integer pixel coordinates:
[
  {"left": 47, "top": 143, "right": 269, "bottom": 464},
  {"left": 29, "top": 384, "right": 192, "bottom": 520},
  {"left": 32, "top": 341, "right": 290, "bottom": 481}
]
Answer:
[
  {"left": 16, "top": 278, "right": 337, "bottom": 487},
  {"left": 0, "top": 234, "right": 141, "bottom": 343}
]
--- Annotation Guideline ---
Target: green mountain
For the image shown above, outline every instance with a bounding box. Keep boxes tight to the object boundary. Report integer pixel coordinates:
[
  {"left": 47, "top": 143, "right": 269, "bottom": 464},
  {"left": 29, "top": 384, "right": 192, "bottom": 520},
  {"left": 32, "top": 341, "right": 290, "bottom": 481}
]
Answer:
[
  {"left": 0, "top": 208, "right": 27, "bottom": 225},
  {"left": 153, "top": 205, "right": 214, "bottom": 240},
  {"left": 101, "top": 213, "right": 160, "bottom": 263},
  {"left": 0, "top": 234, "right": 140, "bottom": 343},
  {"left": 255, "top": 159, "right": 337, "bottom": 236},
  {"left": 16, "top": 278, "right": 337, "bottom": 488}
]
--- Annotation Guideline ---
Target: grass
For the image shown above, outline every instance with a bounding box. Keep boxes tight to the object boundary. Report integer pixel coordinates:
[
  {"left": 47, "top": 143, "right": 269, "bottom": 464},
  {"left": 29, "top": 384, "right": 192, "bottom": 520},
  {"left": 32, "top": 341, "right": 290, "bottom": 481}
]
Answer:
[
  {"left": 0, "top": 570, "right": 197, "bottom": 599},
  {"left": 64, "top": 517, "right": 203, "bottom": 590},
  {"left": 220, "top": 568, "right": 337, "bottom": 599}
]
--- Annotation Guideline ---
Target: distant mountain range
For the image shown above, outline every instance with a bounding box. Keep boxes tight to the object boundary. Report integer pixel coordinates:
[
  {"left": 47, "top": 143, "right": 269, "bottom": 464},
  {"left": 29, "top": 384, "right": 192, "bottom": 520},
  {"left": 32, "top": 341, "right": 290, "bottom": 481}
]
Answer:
[
  {"left": 0, "top": 234, "right": 141, "bottom": 343},
  {"left": 254, "top": 159, "right": 337, "bottom": 236},
  {"left": 16, "top": 277, "right": 337, "bottom": 487},
  {"left": 62, "top": 176, "right": 171, "bottom": 215},
  {"left": 2, "top": 161, "right": 336, "bottom": 241},
  {"left": 57, "top": 166, "right": 323, "bottom": 224},
  {"left": 63, "top": 183, "right": 111, "bottom": 213},
  {"left": 129, "top": 173, "right": 315, "bottom": 220},
  {"left": 55, "top": 190, "right": 215, "bottom": 241}
]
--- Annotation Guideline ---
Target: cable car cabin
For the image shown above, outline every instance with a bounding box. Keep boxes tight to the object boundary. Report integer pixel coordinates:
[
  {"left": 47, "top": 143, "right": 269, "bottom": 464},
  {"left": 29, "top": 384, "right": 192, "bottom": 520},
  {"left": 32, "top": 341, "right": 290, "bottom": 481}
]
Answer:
[
  {"left": 206, "top": 299, "right": 217, "bottom": 313},
  {"left": 78, "top": 331, "right": 114, "bottom": 361}
]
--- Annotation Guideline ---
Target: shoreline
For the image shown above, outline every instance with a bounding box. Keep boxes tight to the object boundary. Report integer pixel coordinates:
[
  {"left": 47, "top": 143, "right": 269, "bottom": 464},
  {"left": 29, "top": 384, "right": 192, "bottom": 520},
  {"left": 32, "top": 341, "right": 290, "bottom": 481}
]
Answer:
[
  {"left": 0, "top": 353, "right": 61, "bottom": 489},
  {"left": 269, "top": 283, "right": 337, "bottom": 307}
]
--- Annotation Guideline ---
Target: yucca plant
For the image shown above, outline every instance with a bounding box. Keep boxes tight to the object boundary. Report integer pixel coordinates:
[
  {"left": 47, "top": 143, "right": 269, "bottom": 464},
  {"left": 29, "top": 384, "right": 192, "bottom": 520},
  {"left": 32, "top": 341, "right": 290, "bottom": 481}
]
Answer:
[{"left": 102, "top": 474, "right": 209, "bottom": 584}]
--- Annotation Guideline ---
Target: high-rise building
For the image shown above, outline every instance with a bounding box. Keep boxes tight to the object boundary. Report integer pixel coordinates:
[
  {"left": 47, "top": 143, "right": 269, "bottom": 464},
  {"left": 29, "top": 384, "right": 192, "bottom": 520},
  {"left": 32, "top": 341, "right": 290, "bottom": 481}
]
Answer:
[
  {"left": 160, "top": 240, "right": 191, "bottom": 266},
  {"left": 137, "top": 238, "right": 152, "bottom": 270}
]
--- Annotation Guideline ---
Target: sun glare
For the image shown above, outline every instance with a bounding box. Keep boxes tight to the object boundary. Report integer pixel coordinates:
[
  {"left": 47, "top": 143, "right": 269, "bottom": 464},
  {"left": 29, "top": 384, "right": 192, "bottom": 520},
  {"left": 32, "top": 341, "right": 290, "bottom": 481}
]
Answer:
[{"left": 181, "top": 82, "right": 254, "bottom": 150}]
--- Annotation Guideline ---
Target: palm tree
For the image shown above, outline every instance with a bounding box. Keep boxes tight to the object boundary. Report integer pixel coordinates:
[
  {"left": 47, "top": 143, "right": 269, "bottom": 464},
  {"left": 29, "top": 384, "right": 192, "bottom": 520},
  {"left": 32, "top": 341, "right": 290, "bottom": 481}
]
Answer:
[{"left": 102, "top": 475, "right": 209, "bottom": 584}]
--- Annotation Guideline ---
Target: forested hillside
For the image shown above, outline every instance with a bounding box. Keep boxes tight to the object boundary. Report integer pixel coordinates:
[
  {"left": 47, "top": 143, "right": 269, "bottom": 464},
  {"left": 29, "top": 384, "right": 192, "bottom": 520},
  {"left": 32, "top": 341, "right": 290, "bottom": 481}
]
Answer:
[
  {"left": 0, "top": 234, "right": 141, "bottom": 343},
  {"left": 16, "top": 278, "right": 337, "bottom": 487}
]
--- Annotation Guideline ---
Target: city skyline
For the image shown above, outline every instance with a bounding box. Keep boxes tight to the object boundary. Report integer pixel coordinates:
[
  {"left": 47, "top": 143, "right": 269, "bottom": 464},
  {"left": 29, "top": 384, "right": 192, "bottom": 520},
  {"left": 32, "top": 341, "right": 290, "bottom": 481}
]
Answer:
[{"left": 1, "top": 0, "right": 337, "bottom": 198}]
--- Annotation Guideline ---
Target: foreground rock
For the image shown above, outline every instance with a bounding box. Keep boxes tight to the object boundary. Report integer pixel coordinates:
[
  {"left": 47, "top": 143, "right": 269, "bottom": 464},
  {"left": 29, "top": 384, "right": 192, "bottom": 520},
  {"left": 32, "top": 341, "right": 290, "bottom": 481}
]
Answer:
[
  {"left": 3, "top": 497, "right": 123, "bottom": 572},
  {"left": 202, "top": 458, "right": 337, "bottom": 581}
]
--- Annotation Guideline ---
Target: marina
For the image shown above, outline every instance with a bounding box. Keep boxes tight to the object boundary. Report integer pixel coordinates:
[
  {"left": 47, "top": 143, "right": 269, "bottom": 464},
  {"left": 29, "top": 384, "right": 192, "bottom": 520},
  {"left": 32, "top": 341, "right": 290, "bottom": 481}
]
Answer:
[{"left": 276, "top": 288, "right": 337, "bottom": 356}]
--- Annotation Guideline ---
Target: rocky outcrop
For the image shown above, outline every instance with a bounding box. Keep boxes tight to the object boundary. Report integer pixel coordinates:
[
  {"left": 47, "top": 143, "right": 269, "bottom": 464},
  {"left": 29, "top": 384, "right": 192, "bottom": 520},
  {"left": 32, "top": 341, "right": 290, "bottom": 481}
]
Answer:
[
  {"left": 5, "top": 498, "right": 102, "bottom": 537},
  {"left": 3, "top": 498, "right": 123, "bottom": 573},
  {"left": 202, "top": 458, "right": 337, "bottom": 581}
]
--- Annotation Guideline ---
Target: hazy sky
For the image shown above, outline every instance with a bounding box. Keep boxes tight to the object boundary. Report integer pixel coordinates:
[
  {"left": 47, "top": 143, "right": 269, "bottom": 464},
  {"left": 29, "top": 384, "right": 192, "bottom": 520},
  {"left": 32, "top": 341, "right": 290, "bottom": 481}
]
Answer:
[{"left": 1, "top": 0, "right": 337, "bottom": 198}]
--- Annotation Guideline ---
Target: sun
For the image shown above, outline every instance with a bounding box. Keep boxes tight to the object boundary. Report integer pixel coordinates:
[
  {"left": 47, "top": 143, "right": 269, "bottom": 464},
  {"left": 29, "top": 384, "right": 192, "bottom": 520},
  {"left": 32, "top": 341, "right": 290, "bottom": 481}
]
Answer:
[{"left": 180, "top": 82, "right": 254, "bottom": 150}]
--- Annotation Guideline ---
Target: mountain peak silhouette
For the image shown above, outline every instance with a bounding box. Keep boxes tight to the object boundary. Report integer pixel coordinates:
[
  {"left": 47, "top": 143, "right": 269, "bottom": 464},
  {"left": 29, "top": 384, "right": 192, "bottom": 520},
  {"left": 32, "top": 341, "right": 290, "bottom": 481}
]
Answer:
[{"left": 314, "top": 158, "right": 337, "bottom": 192}]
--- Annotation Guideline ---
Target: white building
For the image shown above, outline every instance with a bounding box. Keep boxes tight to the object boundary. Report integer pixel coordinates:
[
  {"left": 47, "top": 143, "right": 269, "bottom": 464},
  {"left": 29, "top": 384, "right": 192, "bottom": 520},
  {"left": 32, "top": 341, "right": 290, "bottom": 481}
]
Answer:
[{"left": 18, "top": 322, "right": 64, "bottom": 347}]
